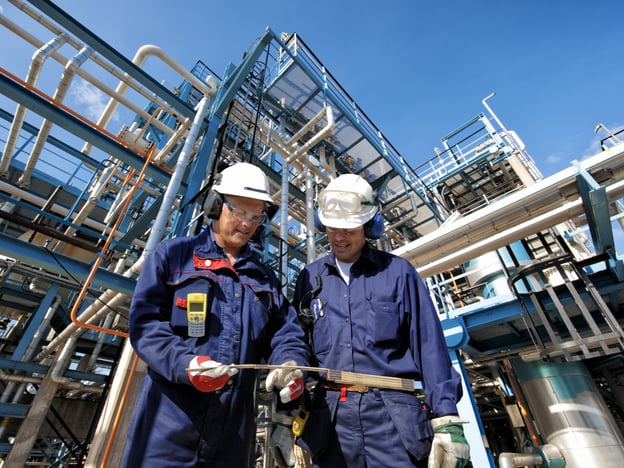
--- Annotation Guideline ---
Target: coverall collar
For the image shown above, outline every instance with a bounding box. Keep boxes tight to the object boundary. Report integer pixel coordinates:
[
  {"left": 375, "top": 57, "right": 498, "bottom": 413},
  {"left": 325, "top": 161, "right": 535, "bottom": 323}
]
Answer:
[
  {"left": 323, "top": 243, "right": 378, "bottom": 276},
  {"left": 194, "top": 226, "right": 253, "bottom": 263}
]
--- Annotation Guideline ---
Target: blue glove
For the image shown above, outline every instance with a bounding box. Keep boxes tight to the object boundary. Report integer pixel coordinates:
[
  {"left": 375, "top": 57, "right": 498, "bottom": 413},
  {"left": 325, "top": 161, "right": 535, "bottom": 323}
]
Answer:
[
  {"left": 187, "top": 356, "right": 238, "bottom": 392},
  {"left": 428, "top": 415, "right": 471, "bottom": 468}
]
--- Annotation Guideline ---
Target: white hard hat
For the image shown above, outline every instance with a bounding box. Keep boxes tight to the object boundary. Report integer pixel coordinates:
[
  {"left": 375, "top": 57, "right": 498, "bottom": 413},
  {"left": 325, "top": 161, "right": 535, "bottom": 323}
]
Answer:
[
  {"left": 213, "top": 162, "right": 274, "bottom": 203},
  {"left": 317, "top": 174, "right": 378, "bottom": 229}
]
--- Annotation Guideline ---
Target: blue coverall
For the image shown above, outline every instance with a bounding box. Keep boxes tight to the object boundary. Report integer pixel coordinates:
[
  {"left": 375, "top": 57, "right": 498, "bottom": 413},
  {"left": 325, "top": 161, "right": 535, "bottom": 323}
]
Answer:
[
  {"left": 293, "top": 244, "right": 462, "bottom": 467},
  {"left": 122, "top": 227, "right": 309, "bottom": 467}
]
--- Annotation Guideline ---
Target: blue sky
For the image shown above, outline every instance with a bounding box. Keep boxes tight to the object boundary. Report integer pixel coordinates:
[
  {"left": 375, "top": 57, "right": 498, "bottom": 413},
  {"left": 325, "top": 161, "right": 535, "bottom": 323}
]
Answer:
[{"left": 2, "top": 0, "right": 623, "bottom": 178}]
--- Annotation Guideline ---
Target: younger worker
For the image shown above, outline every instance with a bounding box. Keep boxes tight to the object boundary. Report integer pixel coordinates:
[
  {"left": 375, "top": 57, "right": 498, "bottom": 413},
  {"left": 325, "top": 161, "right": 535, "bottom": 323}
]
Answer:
[
  {"left": 123, "top": 162, "right": 309, "bottom": 467},
  {"left": 293, "top": 174, "right": 470, "bottom": 467}
]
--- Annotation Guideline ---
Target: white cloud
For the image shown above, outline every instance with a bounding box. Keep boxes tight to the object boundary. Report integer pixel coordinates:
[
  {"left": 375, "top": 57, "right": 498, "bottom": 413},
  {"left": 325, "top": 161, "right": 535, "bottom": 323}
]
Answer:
[
  {"left": 69, "top": 78, "right": 112, "bottom": 123},
  {"left": 545, "top": 154, "right": 563, "bottom": 165}
]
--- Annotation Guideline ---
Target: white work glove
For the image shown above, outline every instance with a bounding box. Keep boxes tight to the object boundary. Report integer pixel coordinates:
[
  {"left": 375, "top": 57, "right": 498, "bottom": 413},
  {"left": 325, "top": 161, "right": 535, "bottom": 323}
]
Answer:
[
  {"left": 265, "top": 360, "right": 304, "bottom": 403},
  {"left": 428, "top": 415, "right": 471, "bottom": 468},
  {"left": 187, "top": 356, "right": 238, "bottom": 392}
]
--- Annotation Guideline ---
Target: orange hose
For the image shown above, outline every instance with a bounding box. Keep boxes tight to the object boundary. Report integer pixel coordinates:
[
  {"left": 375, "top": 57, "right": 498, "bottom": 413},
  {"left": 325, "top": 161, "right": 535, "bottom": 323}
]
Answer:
[{"left": 69, "top": 144, "right": 156, "bottom": 338}]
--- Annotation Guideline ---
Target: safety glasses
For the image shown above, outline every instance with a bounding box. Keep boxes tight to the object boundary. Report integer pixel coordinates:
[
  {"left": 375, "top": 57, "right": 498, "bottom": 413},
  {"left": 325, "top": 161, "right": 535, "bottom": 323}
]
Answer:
[{"left": 223, "top": 199, "right": 267, "bottom": 225}]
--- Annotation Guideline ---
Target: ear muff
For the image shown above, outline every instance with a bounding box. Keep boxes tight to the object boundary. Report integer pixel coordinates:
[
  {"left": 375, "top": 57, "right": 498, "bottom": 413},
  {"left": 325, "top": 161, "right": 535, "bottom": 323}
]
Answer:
[
  {"left": 314, "top": 211, "right": 326, "bottom": 233},
  {"left": 203, "top": 190, "right": 224, "bottom": 219},
  {"left": 364, "top": 213, "right": 384, "bottom": 239}
]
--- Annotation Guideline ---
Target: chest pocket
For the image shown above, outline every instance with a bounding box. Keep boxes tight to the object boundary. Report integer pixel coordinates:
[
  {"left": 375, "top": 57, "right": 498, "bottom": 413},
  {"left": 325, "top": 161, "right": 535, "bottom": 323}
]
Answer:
[
  {"left": 310, "top": 298, "right": 331, "bottom": 356},
  {"left": 367, "top": 299, "right": 401, "bottom": 345},
  {"left": 170, "top": 273, "right": 216, "bottom": 337},
  {"left": 245, "top": 283, "right": 277, "bottom": 345}
]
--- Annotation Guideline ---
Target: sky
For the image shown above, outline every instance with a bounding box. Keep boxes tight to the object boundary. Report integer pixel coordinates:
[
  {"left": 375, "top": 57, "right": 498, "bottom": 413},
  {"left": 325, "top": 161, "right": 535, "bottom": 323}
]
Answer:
[{"left": 1, "top": 0, "right": 624, "bottom": 179}]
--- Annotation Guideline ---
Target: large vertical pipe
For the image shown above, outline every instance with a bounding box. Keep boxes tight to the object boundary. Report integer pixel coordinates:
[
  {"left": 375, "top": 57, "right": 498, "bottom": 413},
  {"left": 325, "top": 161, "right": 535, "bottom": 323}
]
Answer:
[
  {"left": 306, "top": 168, "right": 315, "bottom": 263},
  {"left": 280, "top": 160, "right": 290, "bottom": 295},
  {"left": 511, "top": 358, "right": 624, "bottom": 468}
]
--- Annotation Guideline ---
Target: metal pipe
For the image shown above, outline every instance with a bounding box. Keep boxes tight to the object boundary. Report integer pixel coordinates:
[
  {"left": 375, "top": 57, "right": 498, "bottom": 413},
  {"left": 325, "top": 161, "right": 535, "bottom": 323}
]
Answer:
[
  {"left": 142, "top": 96, "right": 210, "bottom": 256},
  {"left": 415, "top": 177, "right": 624, "bottom": 278},
  {"left": 280, "top": 154, "right": 290, "bottom": 294},
  {"left": 67, "top": 146, "right": 158, "bottom": 338},
  {"left": 498, "top": 451, "right": 543, "bottom": 468},
  {"left": 0, "top": 31, "right": 68, "bottom": 177},
  {"left": 49, "top": 336, "right": 104, "bottom": 393},
  {"left": 81, "top": 43, "right": 217, "bottom": 155},
  {"left": 393, "top": 143, "right": 624, "bottom": 275},
  {"left": 35, "top": 261, "right": 143, "bottom": 360},
  {"left": 18, "top": 45, "right": 93, "bottom": 188},
  {"left": 0, "top": 179, "right": 143, "bottom": 247},
  {"left": 3, "top": 2, "right": 181, "bottom": 150},
  {"left": 285, "top": 106, "right": 334, "bottom": 164},
  {"left": 306, "top": 168, "right": 315, "bottom": 263}
]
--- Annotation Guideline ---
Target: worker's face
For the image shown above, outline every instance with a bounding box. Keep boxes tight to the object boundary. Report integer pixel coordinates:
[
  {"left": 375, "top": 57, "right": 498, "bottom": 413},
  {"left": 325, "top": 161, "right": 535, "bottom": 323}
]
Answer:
[
  {"left": 326, "top": 226, "right": 366, "bottom": 263},
  {"left": 213, "top": 195, "right": 266, "bottom": 251}
]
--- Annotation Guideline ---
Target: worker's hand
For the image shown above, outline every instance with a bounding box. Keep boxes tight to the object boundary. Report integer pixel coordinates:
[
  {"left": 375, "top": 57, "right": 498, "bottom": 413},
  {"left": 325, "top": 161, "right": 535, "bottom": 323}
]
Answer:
[
  {"left": 265, "top": 360, "right": 304, "bottom": 403},
  {"left": 187, "top": 356, "right": 238, "bottom": 392},
  {"left": 428, "top": 415, "right": 471, "bottom": 468}
]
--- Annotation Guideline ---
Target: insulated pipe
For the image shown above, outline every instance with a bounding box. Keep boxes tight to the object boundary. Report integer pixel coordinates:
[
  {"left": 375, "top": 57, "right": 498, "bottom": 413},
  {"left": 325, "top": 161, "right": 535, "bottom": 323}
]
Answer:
[
  {"left": 49, "top": 336, "right": 104, "bottom": 393},
  {"left": 394, "top": 143, "right": 624, "bottom": 275},
  {"left": 81, "top": 44, "right": 217, "bottom": 155},
  {"left": 35, "top": 258, "right": 143, "bottom": 361},
  {"left": 80, "top": 106, "right": 162, "bottom": 234},
  {"left": 1, "top": 4, "right": 179, "bottom": 148},
  {"left": 0, "top": 179, "right": 144, "bottom": 246},
  {"left": 415, "top": 178, "right": 624, "bottom": 278},
  {"left": 306, "top": 168, "right": 316, "bottom": 263},
  {"left": 53, "top": 160, "right": 120, "bottom": 247},
  {"left": 0, "top": 31, "right": 68, "bottom": 177},
  {"left": 67, "top": 146, "right": 158, "bottom": 339},
  {"left": 151, "top": 115, "right": 191, "bottom": 165},
  {"left": 280, "top": 157, "right": 290, "bottom": 294},
  {"left": 103, "top": 115, "right": 190, "bottom": 227},
  {"left": 285, "top": 106, "right": 334, "bottom": 164},
  {"left": 0, "top": 370, "right": 41, "bottom": 386},
  {"left": 513, "top": 359, "right": 623, "bottom": 467},
  {"left": 142, "top": 96, "right": 210, "bottom": 256},
  {"left": 20, "top": 295, "right": 61, "bottom": 363},
  {"left": 270, "top": 138, "right": 327, "bottom": 180},
  {"left": 18, "top": 45, "right": 93, "bottom": 188}
]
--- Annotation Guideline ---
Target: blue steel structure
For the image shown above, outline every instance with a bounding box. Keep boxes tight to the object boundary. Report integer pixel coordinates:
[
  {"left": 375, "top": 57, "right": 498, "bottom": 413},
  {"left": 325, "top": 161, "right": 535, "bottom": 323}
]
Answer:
[{"left": 0, "top": 0, "right": 623, "bottom": 466}]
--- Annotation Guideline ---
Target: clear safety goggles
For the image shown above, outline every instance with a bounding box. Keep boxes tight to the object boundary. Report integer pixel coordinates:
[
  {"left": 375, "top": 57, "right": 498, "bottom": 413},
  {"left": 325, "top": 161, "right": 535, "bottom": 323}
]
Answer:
[
  {"left": 223, "top": 199, "right": 267, "bottom": 225},
  {"left": 317, "top": 190, "right": 376, "bottom": 216}
]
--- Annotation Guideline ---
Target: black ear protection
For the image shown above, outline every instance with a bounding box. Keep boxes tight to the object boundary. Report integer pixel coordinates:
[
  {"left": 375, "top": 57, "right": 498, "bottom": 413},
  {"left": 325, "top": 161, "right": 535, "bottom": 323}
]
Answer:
[
  {"left": 314, "top": 210, "right": 384, "bottom": 240},
  {"left": 204, "top": 190, "right": 224, "bottom": 219},
  {"left": 364, "top": 212, "right": 384, "bottom": 239}
]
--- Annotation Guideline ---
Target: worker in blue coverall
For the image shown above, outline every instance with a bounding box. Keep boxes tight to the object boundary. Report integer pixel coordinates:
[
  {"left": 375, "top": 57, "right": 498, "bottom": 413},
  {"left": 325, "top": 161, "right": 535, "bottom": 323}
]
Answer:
[
  {"left": 293, "top": 174, "right": 471, "bottom": 468},
  {"left": 122, "top": 162, "right": 309, "bottom": 467}
]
